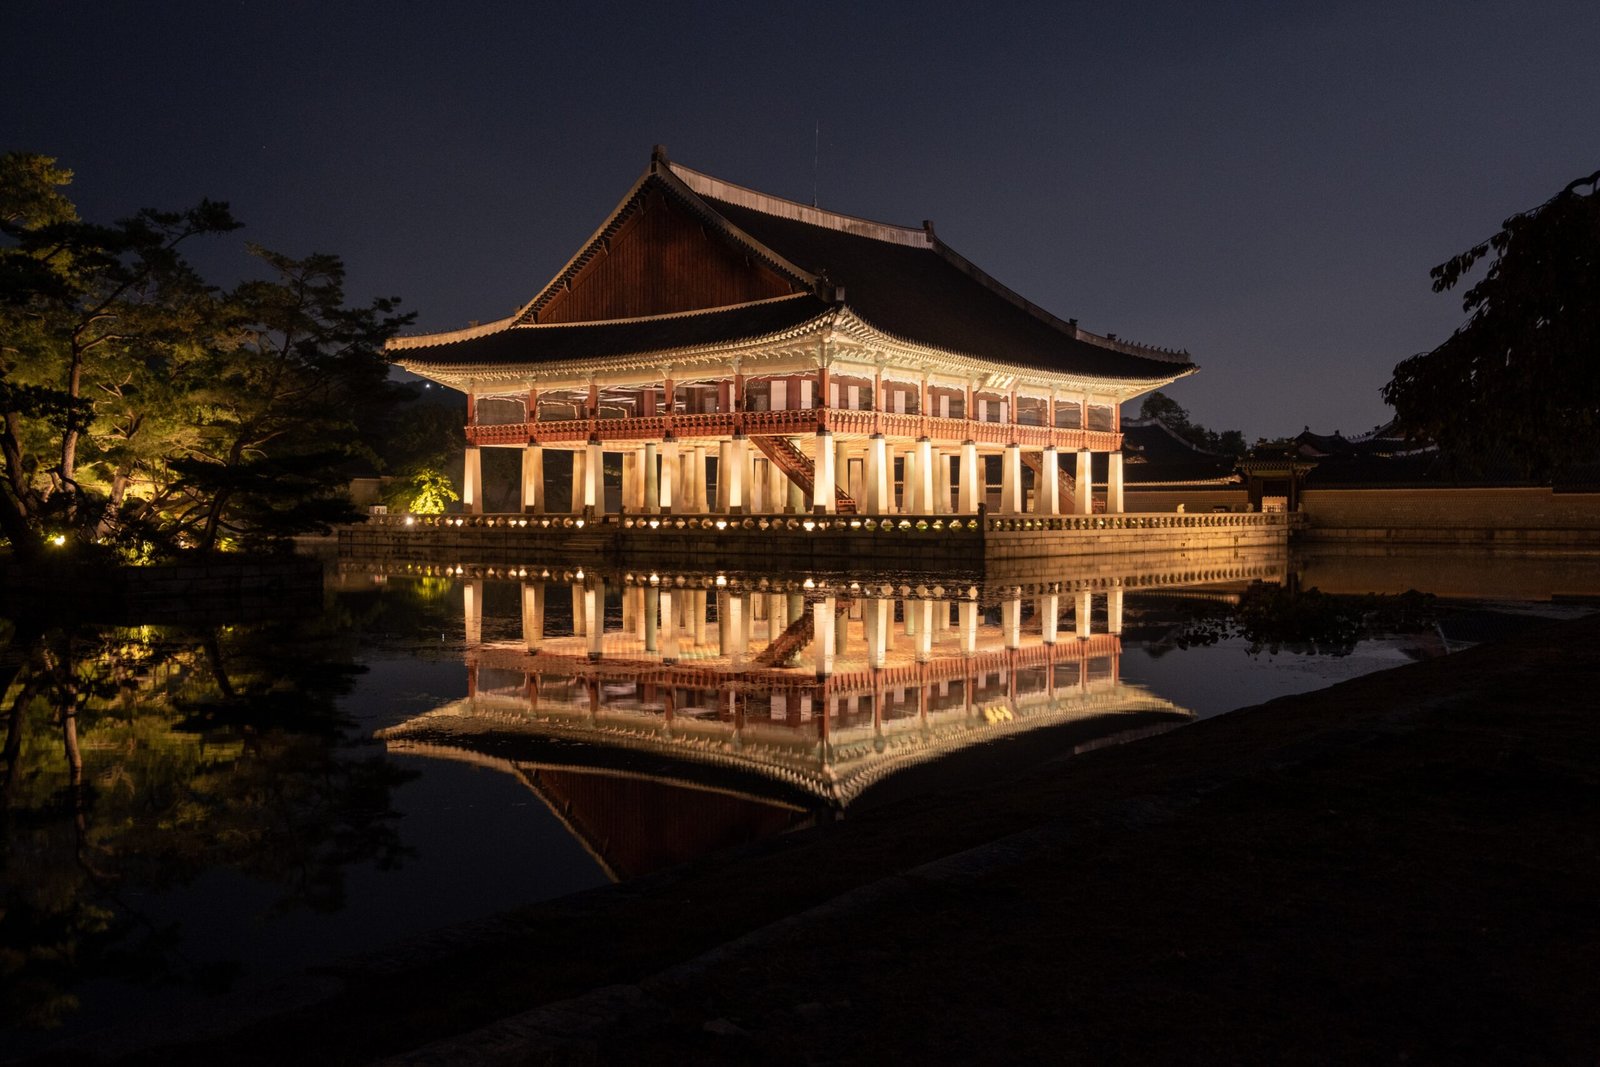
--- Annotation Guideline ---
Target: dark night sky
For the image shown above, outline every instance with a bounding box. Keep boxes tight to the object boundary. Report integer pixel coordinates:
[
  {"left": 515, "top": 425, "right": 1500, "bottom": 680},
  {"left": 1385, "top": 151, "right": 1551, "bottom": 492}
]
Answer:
[{"left": 5, "top": 1, "right": 1597, "bottom": 439}]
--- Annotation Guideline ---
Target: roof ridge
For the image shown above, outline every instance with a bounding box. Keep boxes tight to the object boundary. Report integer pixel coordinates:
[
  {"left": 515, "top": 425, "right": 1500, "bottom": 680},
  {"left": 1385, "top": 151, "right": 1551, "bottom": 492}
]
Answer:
[
  {"left": 667, "top": 160, "right": 933, "bottom": 248},
  {"left": 514, "top": 293, "right": 813, "bottom": 331}
]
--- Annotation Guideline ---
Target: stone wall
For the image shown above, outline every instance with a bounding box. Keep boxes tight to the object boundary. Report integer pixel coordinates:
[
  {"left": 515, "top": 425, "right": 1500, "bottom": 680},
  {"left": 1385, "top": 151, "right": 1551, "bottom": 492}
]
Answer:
[
  {"left": 1299, "top": 487, "right": 1600, "bottom": 552},
  {"left": 1125, "top": 489, "right": 1249, "bottom": 514}
]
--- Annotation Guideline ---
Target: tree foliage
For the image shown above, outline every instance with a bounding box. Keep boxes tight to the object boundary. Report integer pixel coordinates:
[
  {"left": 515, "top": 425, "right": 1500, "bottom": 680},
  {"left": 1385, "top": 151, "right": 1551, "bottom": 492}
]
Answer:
[
  {"left": 1137, "top": 391, "right": 1247, "bottom": 456},
  {"left": 0, "top": 153, "right": 412, "bottom": 559},
  {"left": 1384, "top": 168, "right": 1600, "bottom": 478}
]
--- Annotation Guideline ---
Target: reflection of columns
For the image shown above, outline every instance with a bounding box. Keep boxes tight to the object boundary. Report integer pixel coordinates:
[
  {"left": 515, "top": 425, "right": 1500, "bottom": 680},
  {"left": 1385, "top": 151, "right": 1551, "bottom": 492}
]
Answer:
[
  {"left": 1107, "top": 588, "right": 1124, "bottom": 635},
  {"left": 914, "top": 599, "right": 934, "bottom": 663},
  {"left": 623, "top": 585, "right": 644, "bottom": 639},
  {"left": 693, "top": 590, "right": 708, "bottom": 646},
  {"left": 958, "top": 441, "right": 980, "bottom": 514},
  {"left": 659, "top": 438, "right": 677, "bottom": 512},
  {"left": 1107, "top": 452, "right": 1124, "bottom": 514},
  {"left": 1036, "top": 446, "right": 1060, "bottom": 515},
  {"left": 864, "top": 598, "right": 890, "bottom": 669},
  {"left": 463, "top": 446, "right": 482, "bottom": 514},
  {"left": 463, "top": 579, "right": 482, "bottom": 646},
  {"left": 959, "top": 600, "right": 978, "bottom": 655},
  {"left": 814, "top": 597, "right": 836, "bottom": 679},
  {"left": 584, "top": 440, "right": 603, "bottom": 513},
  {"left": 571, "top": 585, "right": 585, "bottom": 635},
  {"left": 812, "top": 430, "right": 835, "bottom": 512},
  {"left": 643, "top": 442, "right": 659, "bottom": 513},
  {"left": 1074, "top": 450, "right": 1092, "bottom": 515},
  {"left": 1002, "top": 595, "right": 1021, "bottom": 649},
  {"left": 1040, "top": 593, "right": 1059, "bottom": 645},
  {"left": 659, "top": 589, "right": 678, "bottom": 663},
  {"left": 1076, "top": 591, "right": 1093, "bottom": 639},
  {"left": 521, "top": 582, "right": 545, "bottom": 650},
  {"left": 1000, "top": 443, "right": 1024, "bottom": 513},
  {"left": 718, "top": 591, "right": 747, "bottom": 659},
  {"left": 585, "top": 580, "right": 604, "bottom": 659},
  {"left": 913, "top": 437, "right": 934, "bottom": 514},
  {"left": 571, "top": 450, "right": 586, "bottom": 514},
  {"left": 521, "top": 445, "right": 544, "bottom": 513},
  {"left": 644, "top": 586, "right": 659, "bottom": 653},
  {"left": 865, "top": 434, "right": 890, "bottom": 514},
  {"left": 934, "top": 448, "right": 952, "bottom": 514}
]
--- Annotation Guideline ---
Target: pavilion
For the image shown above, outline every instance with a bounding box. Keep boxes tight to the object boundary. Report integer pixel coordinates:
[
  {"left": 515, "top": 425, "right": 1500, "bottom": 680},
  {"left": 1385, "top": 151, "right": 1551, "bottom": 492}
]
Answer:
[{"left": 391, "top": 147, "right": 1197, "bottom": 519}]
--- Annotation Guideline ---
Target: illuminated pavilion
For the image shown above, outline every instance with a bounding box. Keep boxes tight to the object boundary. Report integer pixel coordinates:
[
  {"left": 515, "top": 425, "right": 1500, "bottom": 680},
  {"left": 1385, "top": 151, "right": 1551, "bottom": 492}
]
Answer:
[{"left": 391, "top": 147, "right": 1197, "bottom": 518}]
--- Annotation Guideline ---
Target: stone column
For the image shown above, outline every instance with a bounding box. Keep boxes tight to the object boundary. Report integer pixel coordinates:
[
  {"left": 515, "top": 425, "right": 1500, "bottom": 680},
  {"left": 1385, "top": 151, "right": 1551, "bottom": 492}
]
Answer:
[
  {"left": 958, "top": 441, "right": 980, "bottom": 514},
  {"left": 644, "top": 586, "right": 659, "bottom": 653},
  {"left": 958, "top": 599, "right": 978, "bottom": 656},
  {"left": 658, "top": 438, "right": 678, "bottom": 513},
  {"left": 1002, "top": 594, "right": 1021, "bottom": 649},
  {"left": 1107, "top": 451, "right": 1125, "bottom": 514},
  {"left": 1000, "top": 443, "right": 1024, "bottom": 514},
  {"left": 864, "top": 597, "right": 890, "bottom": 669},
  {"left": 1036, "top": 446, "right": 1061, "bottom": 515},
  {"left": 716, "top": 440, "right": 733, "bottom": 513},
  {"left": 914, "top": 599, "right": 934, "bottom": 663},
  {"left": 584, "top": 439, "right": 603, "bottom": 514},
  {"left": 934, "top": 448, "right": 952, "bottom": 514},
  {"left": 462, "top": 446, "right": 482, "bottom": 514},
  {"left": 814, "top": 597, "right": 836, "bottom": 679},
  {"left": 768, "top": 457, "right": 788, "bottom": 513},
  {"left": 865, "top": 434, "right": 890, "bottom": 514},
  {"left": 521, "top": 582, "right": 545, "bottom": 651},
  {"left": 621, "top": 453, "right": 640, "bottom": 512},
  {"left": 914, "top": 438, "right": 934, "bottom": 515},
  {"left": 1076, "top": 590, "right": 1093, "bottom": 639},
  {"left": 585, "top": 579, "right": 604, "bottom": 660},
  {"left": 659, "top": 589, "right": 678, "bottom": 663},
  {"left": 643, "top": 441, "right": 659, "bottom": 514},
  {"left": 727, "top": 435, "right": 747, "bottom": 512},
  {"left": 901, "top": 446, "right": 919, "bottom": 513},
  {"left": 1039, "top": 593, "right": 1058, "bottom": 645},
  {"left": 692, "top": 446, "right": 709, "bottom": 512},
  {"left": 835, "top": 437, "right": 850, "bottom": 496},
  {"left": 1107, "top": 588, "right": 1124, "bottom": 636},
  {"left": 812, "top": 429, "right": 836, "bottom": 513},
  {"left": 570, "top": 449, "right": 586, "bottom": 514},
  {"left": 744, "top": 447, "right": 758, "bottom": 516},
  {"left": 520, "top": 444, "right": 544, "bottom": 513},
  {"left": 1074, "top": 450, "right": 1093, "bottom": 515},
  {"left": 463, "top": 579, "right": 482, "bottom": 646}
]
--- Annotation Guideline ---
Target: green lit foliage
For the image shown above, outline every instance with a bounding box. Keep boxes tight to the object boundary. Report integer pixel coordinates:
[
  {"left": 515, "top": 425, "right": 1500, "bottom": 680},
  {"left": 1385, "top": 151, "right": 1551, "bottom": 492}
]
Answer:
[
  {"left": 1384, "top": 168, "right": 1600, "bottom": 478},
  {"left": 384, "top": 465, "right": 459, "bottom": 514}
]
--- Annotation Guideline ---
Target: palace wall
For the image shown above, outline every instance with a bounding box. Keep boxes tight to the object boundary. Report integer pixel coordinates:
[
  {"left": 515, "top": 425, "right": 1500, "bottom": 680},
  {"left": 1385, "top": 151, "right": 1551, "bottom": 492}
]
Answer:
[{"left": 1298, "top": 487, "right": 1600, "bottom": 553}]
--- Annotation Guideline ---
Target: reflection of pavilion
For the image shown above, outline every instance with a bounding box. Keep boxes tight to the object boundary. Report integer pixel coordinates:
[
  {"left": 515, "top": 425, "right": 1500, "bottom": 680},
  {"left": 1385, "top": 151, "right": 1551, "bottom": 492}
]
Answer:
[{"left": 377, "top": 571, "right": 1205, "bottom": 878}]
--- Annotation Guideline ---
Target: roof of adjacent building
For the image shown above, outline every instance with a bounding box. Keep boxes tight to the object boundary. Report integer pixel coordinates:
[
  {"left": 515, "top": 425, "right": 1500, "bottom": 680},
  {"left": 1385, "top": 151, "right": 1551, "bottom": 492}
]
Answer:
[
  {"left": 1120, "top": 418, "right": 1240, "bottom": 485},
  {"left": 393, "top": 148, "right": 1198, "bottom": 384}
]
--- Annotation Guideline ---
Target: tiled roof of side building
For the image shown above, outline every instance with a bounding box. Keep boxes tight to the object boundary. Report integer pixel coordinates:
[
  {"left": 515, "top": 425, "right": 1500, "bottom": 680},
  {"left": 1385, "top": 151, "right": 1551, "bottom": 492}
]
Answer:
[
  {"left": 700, "top": 191, "right": 1193, "bottom": 382},
  {"left": 395, "top": 295, "right": 831, "bottom": 369}
]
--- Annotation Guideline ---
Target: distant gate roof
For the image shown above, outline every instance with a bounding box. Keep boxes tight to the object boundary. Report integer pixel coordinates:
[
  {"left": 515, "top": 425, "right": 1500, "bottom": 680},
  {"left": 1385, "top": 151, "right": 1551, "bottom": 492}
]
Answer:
[{"left": 392, "top": 147, "right": 1197, "bottom": 383}]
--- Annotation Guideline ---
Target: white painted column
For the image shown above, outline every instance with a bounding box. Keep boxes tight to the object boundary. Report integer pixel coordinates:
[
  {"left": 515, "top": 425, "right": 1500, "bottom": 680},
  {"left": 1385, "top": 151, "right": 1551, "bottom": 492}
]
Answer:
[
  {"left": 584, "top": 440, "right": 603, "bottom": 513},
  {"left": 934, "top": 448, "right": 952, "bottom": 514},
  {"left": 1107, "top": 588, "right": 1124, "bottom": 635},
  {"left": 1076, "top": 590, "right": 1093, "bottom": 639},
  {"left": 643, "top": 442, "right": 659, "bottom": 514},
  {"left": 716, "top": 440, "right": 733, "bottom": 513},
  {"left": 958, "top": 441, "right": 980, "bottom": 514},
  {"left": 462, "top": 446, "right": 482, "bottom": 514},
  {"left": 521, "top": 582, "right": 545, "bottom": 651},
  {"left": 865, "top": 434, "right": 890, "bottom": 514},
  {"left": 658, "top": 438, "right": 677, "bottom": 513},
  {"left": 727, "top": 435, "right": 747, "bottom": 512},
  {"left": 1107, "top": 451, "right": 1125, "bottom": 514},
  {"left": 812, "top": 430, "right": 836, "bottom": 513},
  {"left": 768, "top": 457, "right": 787, "bottom": 513},
  {"left": 914, "top": 437, "right": 934, "bottom": 514},
  {"left": 901, "top": 447, "right": 918, "bottom": 513},
  {"left": 1074, "top": 449, "right": 1093, "bottom": 515},
  {"left": 1000, "top": 443, "right": 1024, "bottom": 514},
  {"left": 835, "top": 437, "right": 850, "bottom": 496},
  {"left": 692, "top": 446, "right": 709, "bottom": 512},
  {"left": 520, "top": 445, "right": 544, "bottom": 513},
  {"left": 814, "top": 597, "right": 836, "bottom": 679},
  {"left": 1036, "top": 446, "right": 1061, "bottom": 515}
]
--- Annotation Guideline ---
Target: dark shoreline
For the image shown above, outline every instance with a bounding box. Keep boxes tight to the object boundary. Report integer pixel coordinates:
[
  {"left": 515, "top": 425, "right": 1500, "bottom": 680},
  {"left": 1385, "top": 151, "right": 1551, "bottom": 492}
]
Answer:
[{"left": 23, "top": 610, "right": 1600, "bottom": 1065}]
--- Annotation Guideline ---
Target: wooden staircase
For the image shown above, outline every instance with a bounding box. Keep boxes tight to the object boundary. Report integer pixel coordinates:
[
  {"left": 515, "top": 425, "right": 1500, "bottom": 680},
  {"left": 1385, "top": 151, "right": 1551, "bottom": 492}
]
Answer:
[
  {"left": 753, "top": 608, "right": 815, "bottom": 668},
  {"left": 750, "top": 435, "right": 858, "bottom": 513}
]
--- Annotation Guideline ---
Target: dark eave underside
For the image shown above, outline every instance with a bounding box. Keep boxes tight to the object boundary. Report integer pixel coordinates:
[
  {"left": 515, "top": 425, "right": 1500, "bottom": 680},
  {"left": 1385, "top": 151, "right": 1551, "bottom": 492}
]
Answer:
[
  {"left": 398, "top": 296, "right": 829, "bottom": 369},
  {"left": 706, "top": 197, "right": 1188, "bottom": 381}
]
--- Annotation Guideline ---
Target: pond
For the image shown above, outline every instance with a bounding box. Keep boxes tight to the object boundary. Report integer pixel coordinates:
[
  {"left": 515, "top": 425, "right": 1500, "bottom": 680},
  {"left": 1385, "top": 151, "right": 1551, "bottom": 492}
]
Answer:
[{"left": 3, "top": 546, "right": 1596, "bottom": 1053}]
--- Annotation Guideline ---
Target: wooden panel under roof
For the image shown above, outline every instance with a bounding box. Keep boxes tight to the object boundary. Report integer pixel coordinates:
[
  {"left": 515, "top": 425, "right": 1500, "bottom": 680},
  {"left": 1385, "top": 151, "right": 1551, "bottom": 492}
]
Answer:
[{"left": 533, "top": 186, "right": 800, "bottom": 324}]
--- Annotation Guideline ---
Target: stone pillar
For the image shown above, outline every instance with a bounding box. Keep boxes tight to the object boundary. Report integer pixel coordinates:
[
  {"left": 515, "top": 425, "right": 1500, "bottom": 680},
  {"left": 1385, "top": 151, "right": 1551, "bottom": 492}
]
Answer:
[
  {"left": 621, "top": 453, "right": 640, "bottom": 511},
  {"left": 462, "top": 446, "right": 482, "bottom": 514},
  {"left": 692, "top": 446, "right": 709, "bottom": 512},
  {"left": 864, "top": 597, "right": 890, "bottom": 669},
  {"left": 644, "top": 586, "right": 659, "bottom": 653},
  {"left": 1039, "top": 593, "right": 1058, "bottom": 645},
  {"left": 570, "top": 449, "right": 586, "bottom": 514},
  {"left": 659, "top": 589, "right": 678, "bottom": 663},
  {"left": 901, "top": 446, "right": 918, "bottom": 513},
  {"left": 643, "top": 442, "right": 659, "bottom": 514},
  {"left": 658, "top": 438, "right": 677, "bottom": 513},
  {"left": 865, "top": 434, "right": 890, "bottom": 514},
  {"left": 934, "top": 448, "right": 952, "bottom": 514},
  {"left": 584, "top": 439, "right": 603, "bottom": 513},
  {"left": 813, "top": 430, "right": 836, "bottom": 512},
  {"left": 1074, "top": 450, "right": 1093, "bottom": 515},
  {"left": 768, "top": 457, "right": 787, "bottom": 513},
  {"left": 716, "top": 440, "right": 733, "bottom": 513},
  {"left": 1076, "top": 590, "right": 1093, "bottom": 640},
  {"left": 958, "top": 441, "right": 980, "bottom": 514},
  {"left": 1107, "top": 452, "right": 1125, "bottom": 514},
  {"left": 914, "top": 599, "right": 934, "bottom": 663},
  {"left": 835, "top": 437, "right": 850, "bottom": 496},
  {"left": 1107, "top": 588, "right": 1124, "bottom": 636},
  {"left": 585, "top": 579, "right": 604, "bottom": 660},
  {"left": 521, "top": 582, "right": 545, "bottom": 651},
  {"left": 744, "top": 447, "right": 758, "bottom": 516},
  {"left": 913, "top": 438, "right": 934, "bottom": 515},
  {"left": 959, "top": 599, "right": 978, "bottom": 656},
  {"left": 727, "top": 435, "right": 747, "bottom": 512},
  {"left": 1000, "top": 443, "right": 1024, "bottom": 514},
  {"left": 1002, "top": 595, "right": 1021, "bottom": 649},
  {"left": 463, "top": 579, "right": 482, "bottom": 646},
  {"left": 814, "top": 597, "right": 836, "bottom": 679},
  {"left": 520, "top": 444, "right": 544, "bottom": 513},
  {"left": 1036, "top": 446, "right": 1061, "bottom": 515}
]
